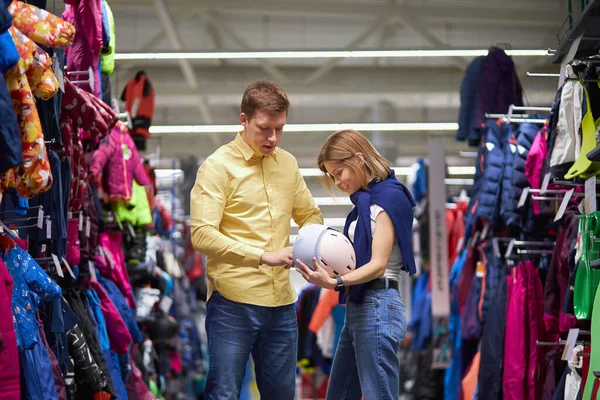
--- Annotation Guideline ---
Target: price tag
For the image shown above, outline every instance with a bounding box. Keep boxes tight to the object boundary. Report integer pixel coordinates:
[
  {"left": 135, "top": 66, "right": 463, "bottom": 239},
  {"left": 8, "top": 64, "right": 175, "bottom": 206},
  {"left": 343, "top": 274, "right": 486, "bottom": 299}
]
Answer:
[
  {"left": 159, "top": 296, "right": 173, "bottom": 314},
  {"left": 89, "top": 261, "right": 97, "bottom": 281},
  {"left": 562, "top": 328, "right": 580, "bottom": 361},
  {"left": 52, "top": 54, "right": 64, "bottom": 93},
  {"left": 541, "top": 173, "right": 551, "bottom": 194},
  {"left": 0, "top": 224, "right": 4, "bottom": 233},
  {"left": 78, "top": 213, "right": 84, "bottom": 231},
  {"left": 455, "top": 237, "right": 464, "bottom": 253},
  {"left": 481, "top": 223, "right": 490, "bottom": 240},
  {"left": 68, "top": 211, "right": 72, "bottom": 220},
  {"left": 61, "top": 257, "right": 76, "bottom": 279},
  {"left": 585, "top": 176, "right": 597, "bottom": 214},
  {"left": 46, "top": 218, "right": 52, "bottom": 238},
  {"left": 127, "top": 222, "right": 136, "bottom": 237},
  {"left": 37, "top": 206, "right": 44, "bottom": 229},
  {"left": 85, "top": 217, "right": 91, "bottom": 238},
  {"left": 104, "top": 248, "right": 116, "bottom": 270},
  {"left": 475, "top": 261, "right": 485, "bottom": 278},
  {"left": 504, "top": 239, "right": 516, "bottom": 259},
  {"left": 493, "top": 238, "right": 501, "bottom": 258},
  {"left": 41, "top": 244, "right": 46, "bottom": 254},
  {"left": 518, "top": 187, "right": 530, "bottom": 208},
  {"left": 51, "top": 254, "right": 64, "bottom": 278},
  {"left": 555, "top": 189, "right": 575, "bottom": 222}
]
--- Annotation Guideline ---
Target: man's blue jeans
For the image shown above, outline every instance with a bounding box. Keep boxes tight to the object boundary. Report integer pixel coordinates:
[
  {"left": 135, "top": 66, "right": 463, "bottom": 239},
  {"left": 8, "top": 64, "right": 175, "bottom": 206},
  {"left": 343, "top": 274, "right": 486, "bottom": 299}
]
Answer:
[
  {"left": 326, "top": 288, "right": 407, "bottom": 400},
  {"left": 205, "top": 291, "right": 298, "bottom": 400}
]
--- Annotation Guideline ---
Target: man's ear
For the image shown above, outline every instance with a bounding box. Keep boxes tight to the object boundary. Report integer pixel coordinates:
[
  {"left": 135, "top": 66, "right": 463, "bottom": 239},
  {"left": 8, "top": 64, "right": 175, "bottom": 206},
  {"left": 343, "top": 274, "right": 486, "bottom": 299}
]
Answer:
[{"left": 240, "top": 113, "right": 248, "bottom": 128}]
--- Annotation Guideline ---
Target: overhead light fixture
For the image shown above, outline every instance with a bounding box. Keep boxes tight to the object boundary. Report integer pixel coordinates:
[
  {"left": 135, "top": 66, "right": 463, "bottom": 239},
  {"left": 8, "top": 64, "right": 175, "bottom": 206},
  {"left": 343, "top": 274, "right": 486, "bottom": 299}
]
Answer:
[
  {"left": 116, "top": 49, "right": 552, "bottom": 61},
  {"left": 149, "top": 122, "right": 459, "bottom": 135}
]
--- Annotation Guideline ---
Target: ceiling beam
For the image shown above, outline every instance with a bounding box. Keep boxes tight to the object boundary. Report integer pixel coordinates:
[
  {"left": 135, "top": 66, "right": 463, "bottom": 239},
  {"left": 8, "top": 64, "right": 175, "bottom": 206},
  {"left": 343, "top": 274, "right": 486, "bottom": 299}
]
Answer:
[
  {"left": 302, "top": 19, "right": 384, "bottom": 85},
  {"left": 109, "top": 0, "right": 564, "bottom": 26},
  {"left": 206, "top": 12, "right": 291, "bottom": 84}
]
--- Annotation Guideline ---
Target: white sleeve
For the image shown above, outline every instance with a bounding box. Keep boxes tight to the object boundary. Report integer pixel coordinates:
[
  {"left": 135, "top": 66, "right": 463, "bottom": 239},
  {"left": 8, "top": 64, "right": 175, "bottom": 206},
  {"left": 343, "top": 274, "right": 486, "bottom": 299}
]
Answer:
[{"left": 370, "top": 204, "right": 385, "bottom": 221}]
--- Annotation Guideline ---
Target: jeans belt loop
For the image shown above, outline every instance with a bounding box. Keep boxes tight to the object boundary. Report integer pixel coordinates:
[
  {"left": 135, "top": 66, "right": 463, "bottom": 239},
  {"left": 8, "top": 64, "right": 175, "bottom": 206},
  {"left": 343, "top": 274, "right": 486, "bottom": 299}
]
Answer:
[{"left": 385, "top": 278, "right": 389, "bottom": 290}]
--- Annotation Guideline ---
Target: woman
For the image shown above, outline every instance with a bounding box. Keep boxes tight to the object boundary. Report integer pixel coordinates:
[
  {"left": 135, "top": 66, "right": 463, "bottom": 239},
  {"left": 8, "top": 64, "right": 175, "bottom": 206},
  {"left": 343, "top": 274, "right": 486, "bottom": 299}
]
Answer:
[{"left": 295, "top": 129, "right": 417, "bottom": 400}]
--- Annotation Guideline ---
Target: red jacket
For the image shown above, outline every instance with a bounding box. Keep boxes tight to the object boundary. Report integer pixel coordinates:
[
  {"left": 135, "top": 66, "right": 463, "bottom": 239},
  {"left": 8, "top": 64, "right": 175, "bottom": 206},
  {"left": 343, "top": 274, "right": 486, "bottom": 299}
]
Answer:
[
  {"left": 120, "top": 70, "right": 155, "bottom": 138},
  {"left": 0, "top": 259, "right": 19, "bottom": 400}
]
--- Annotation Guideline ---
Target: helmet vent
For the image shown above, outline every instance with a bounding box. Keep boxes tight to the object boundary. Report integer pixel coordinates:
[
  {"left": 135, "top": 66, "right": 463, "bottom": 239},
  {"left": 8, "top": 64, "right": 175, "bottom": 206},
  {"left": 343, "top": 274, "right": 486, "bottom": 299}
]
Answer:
[
  {"left": 346, "top": 265, "right": 352, "bottom": 270},
  {"left": 321, "top": 259, "right": 329, "bottom": 266},
  {"left": 333, "top": 270, "right": 339, "bottom": 276}
]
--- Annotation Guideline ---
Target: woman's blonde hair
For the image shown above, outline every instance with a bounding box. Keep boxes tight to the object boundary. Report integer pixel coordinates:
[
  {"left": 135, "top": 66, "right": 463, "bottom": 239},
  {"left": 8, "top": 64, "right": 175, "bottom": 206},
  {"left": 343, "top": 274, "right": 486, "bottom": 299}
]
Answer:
[{"left": 317, "top": 129, "right": 392, "bottom": 191}]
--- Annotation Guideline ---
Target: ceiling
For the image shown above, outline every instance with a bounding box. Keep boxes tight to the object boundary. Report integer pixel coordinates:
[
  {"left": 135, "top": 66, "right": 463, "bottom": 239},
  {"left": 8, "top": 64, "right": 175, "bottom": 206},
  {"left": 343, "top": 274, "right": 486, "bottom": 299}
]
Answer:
[{"left": 85, "top": 0, "right": 567, "bottom": 167}]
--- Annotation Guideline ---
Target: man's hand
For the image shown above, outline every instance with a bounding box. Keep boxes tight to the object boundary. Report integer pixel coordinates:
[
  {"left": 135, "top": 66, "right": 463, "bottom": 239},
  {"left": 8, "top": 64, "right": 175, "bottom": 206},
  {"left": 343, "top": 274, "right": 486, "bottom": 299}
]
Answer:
[{"left": 260, "top": 247, "right": 293, "bottom": 268}]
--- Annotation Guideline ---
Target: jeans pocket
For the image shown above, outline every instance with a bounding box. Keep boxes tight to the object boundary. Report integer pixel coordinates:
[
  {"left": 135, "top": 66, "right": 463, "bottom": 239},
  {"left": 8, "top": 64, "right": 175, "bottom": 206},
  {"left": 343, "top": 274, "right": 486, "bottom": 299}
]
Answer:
[{"left": 388, "top": 303, "right": 407, "bottom": 345}]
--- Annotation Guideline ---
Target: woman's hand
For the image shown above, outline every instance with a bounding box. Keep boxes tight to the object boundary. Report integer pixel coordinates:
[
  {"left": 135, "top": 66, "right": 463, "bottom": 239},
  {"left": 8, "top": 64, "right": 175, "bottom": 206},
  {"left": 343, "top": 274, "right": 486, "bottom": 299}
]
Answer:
[{"left": 295, "top": 257, "right": 337, "bottom": 289}]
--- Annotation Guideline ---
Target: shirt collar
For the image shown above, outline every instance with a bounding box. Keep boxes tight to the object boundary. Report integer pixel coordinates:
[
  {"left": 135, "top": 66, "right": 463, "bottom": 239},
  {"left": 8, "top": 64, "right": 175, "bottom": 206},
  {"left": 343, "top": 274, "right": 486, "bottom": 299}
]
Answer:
[{"left": 233, "top": 131, "right": 256, "bottom": 161}]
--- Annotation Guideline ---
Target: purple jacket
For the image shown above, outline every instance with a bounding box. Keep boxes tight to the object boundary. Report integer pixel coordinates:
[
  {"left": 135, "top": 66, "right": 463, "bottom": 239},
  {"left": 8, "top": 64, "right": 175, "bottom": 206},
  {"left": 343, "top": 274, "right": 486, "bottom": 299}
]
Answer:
[
  {"left": 63, "top": 0, "right": 102, "bottom": 98},
  {"left": 472, "top": 47, "right": 523, "bottom": 131},
  {"left": 90, "top": 121, "right": 150, "bottom": 201}
]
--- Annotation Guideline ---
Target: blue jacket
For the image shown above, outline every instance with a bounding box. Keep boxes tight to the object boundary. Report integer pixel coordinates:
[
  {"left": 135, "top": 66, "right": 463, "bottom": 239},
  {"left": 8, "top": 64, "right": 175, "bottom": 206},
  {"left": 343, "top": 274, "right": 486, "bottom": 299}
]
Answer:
[
  {"left": 98, "top": 274, "right": 144, "bottom": 344},
  {"left": 445, "top": 250, "right": 467, "bottom": 400},
  {"left": 2, "top": 246, "right": 62, "bottom": 351},
  {"left": 500, "top": 123, "right": 520, "bottom": 229},
  {"left": 457, "top": 56, "right": 485, "bottom": 143},
  {"left": 473, "top": 120, "right": 504, "bottom": 227}
]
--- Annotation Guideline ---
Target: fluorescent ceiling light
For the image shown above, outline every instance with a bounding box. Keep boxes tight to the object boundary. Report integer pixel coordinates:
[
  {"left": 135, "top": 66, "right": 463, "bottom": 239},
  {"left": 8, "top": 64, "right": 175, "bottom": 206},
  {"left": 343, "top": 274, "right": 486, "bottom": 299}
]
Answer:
[
  {"left": 116, "top": 49, "right": 551, "bottom": 61},
  {"left": 149, "top": 122, "right": 459, "bottom": 135}
]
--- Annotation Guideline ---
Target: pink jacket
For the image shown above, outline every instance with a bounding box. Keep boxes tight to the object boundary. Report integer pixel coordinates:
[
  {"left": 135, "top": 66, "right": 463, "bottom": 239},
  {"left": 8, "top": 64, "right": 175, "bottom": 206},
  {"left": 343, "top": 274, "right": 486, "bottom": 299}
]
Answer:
[
  {"left": 0, "top": 259, "right": 19, "bottom": 400},
  {"left": 90, "top": 280, "right": 133, "bottom": 354},
  {"left": 525, "top": 128, "right": 548, "bottom": 215},
  {"left": 62, "top": 0, "right": 102, "bottom": 98},
  {"left": 90, "top": 121, "right": 150, "bottom": 201},
  {"left": 95, "top": 231, "right": 136, "bottom": 309}
]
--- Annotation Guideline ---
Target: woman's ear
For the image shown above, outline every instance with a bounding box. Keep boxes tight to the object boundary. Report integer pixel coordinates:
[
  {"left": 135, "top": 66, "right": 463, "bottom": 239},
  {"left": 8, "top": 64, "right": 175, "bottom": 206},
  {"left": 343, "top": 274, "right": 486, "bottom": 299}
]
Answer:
[{"left": 355, "top": 152, "right": 365, "bottom": 165}]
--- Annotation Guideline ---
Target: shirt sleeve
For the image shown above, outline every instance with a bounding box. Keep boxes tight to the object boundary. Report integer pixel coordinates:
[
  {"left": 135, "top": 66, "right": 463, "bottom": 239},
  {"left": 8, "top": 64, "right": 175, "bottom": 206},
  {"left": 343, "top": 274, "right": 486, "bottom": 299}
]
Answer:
[
  {"left": 190, "top": 158, "right": 265, "bottom": 268},
  {"left": 292, "top": 159, "right": 323, "bottom": 228}
]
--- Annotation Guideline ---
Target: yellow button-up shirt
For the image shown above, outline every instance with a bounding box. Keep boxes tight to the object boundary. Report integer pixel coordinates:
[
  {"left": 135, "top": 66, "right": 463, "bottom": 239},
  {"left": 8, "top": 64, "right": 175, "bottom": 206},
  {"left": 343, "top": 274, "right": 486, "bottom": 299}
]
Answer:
[{"left": 190, "top": 132, "right": 323, "bottom": 306}]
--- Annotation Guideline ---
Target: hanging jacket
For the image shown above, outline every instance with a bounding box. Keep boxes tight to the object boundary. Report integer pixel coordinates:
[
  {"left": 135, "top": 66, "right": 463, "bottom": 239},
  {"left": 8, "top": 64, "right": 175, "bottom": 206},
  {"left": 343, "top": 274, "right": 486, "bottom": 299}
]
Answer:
[
  {"left": 472, "top": 47, "right": 523, "bottom": 130},
  {"left": 550, "top": 66, "right": 583, "bottom": 179},
  {"left": 62, "top": 0, "right": 103, "bottom": 98},
  {"left": 1, "top": 26, "right": 57, "bottom": 198},
  {"left": 457, "top": 56, "right": 485, "bottom": 144},
  {"left": 96, "top": 231, "right": 137, "bottom": 308},
  {"left": 500, "top": 123, "right": 520, "bottom": 229},
  {"left": 8, "top": 0, "right": 75, "bottom": 48},
  {"left": 0, "top": 73, "right": 21, "bottom": 175},
  {"left": 0, "top": 259, "right": 19, "bottom": 400},
  {"left": 121, "top": 71, "right": 155, "bottom": 138},
  {"left": 100, "top": 0, "right": 115, "bottom": 75},
  {"left": 472, "top": 120, "right": 504, "bottom": 227},
  {"left": 89, "top": 280, "right": 133, "bottom": 354},
  {"left": 0, "top": 0, "right": 17, "bottom": 74},
  {"left": 113, "top": 181, "right": 153, "bottom": 226},
  {"left": 97, "top": 274, "right": 143, "bottom": 344},
  {"left": 90, "top": 121, "right": 150, "bottom": 202},
  {"left": 1, "top": 242, "right": 62, "bottom": 351},
  {"left": 526, "top": 128, "right": 549, "bottom": 215},
  {"left": 512, "top": 123, "right": 540, "bottom": 196}
]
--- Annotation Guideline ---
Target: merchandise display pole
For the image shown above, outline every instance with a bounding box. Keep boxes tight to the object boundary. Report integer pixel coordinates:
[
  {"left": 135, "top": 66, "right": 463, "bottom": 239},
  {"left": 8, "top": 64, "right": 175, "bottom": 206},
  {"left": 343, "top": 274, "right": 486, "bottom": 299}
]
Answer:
[{"left": 427, "top": 137, "right": 451, "bottom": 369}]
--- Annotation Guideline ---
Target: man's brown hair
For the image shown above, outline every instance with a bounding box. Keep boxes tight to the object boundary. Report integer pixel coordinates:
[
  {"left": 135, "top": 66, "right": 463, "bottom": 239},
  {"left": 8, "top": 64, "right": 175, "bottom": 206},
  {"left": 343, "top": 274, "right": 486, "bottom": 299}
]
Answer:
[{"left": 241, "top": 80, "right": 290, "bottom": 119}]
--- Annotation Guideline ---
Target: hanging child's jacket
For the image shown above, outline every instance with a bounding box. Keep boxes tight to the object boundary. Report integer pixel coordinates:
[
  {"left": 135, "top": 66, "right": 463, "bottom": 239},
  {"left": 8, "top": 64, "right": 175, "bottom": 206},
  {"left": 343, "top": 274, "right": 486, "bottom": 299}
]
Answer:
[
  {"left": 90, "top": 121, "right": 150, "bottom": 201},
  {"left": 0, "top": 259, "right": 19, "bottom": 400},
  {"left": 121, "top": 70, "right": 155, "bottom": 138}
]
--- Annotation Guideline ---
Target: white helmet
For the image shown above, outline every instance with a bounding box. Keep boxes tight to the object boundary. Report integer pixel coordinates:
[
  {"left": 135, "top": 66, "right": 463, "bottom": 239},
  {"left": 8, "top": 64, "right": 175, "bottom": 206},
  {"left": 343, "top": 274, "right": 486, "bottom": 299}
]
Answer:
[{"left": 293, "top": 224, "right": 356, "bottom": 277}]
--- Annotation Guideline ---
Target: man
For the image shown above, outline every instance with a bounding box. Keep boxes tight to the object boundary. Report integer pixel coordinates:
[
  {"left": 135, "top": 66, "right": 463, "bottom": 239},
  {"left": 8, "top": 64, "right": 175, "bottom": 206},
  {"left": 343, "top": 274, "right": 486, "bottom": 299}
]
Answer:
[{"left": 190, "top": 80, "right": 323, "bottom": 399}]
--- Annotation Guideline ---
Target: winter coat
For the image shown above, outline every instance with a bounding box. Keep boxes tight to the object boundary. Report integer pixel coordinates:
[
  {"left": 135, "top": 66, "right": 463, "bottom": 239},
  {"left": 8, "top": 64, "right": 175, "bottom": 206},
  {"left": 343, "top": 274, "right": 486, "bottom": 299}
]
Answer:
[
  {"left": 0, "top": 259, "right": 19, "bottom": 400},
  {"left": 90, "top": 280, "right": 133, "bottom": 354},
  {"left": 62, "top": 0, "right": 103, "bottom": 98},
  {"left": 90, "top": 121, "right": 150, "bottom": 201},
  {"left": 512, "top": 123, "right": 540, "bottom": 193},
  {"left": 473, "top": 120, "right": 504, "bottom": 227},
  {"left": 456, "top": 56, "right": 485, "bottom": 143},
  {"left": 101, "top": 0, "right": 115, "bottom": 74},
  {"left": 472, "top": 47, "right": 523, "bottom": 130},
  {"left": 1, "top": 242, "right": 62, "bottom": 351},
  {"left": 60, "top": 78, "right": 117, "bottom": 210},
  {"left": 8, "top": 0, "right": 74, "bottom": 48},
  {"left": 500, "top": 123, "right": 520, "bottom": 229},
  {"left": 526, "top": 128, "right": 549, "bottom": 215},
  {"left": 0, "top": 74, "right": 21, "bottom": 175},
  {"left": 0, "top": 0, "right": 18, "bottom": 74},
  {"left": 96, "top": 231, "right": 137, "bottom": 308},
  {"left": 113, "top": 181, "right": 153, "bottom": 227},
  {"left": 1, "top": 26, "right": 58, "bottom": 198},
  {"left": 97, "top": 274, "right": 143, "bottom": 344},
  {"left": 121, "top": 70, "right": 155, "bottom": 138},
  {"left": 550, "top": 66, "right": 583, "bottom": 179}
]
